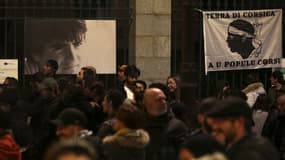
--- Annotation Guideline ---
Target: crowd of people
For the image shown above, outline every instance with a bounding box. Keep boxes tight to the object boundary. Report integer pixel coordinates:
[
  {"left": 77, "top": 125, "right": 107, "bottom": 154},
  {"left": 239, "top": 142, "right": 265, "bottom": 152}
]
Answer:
[{"left": 0, "top": 59, "right": 285, "bottom": 160}]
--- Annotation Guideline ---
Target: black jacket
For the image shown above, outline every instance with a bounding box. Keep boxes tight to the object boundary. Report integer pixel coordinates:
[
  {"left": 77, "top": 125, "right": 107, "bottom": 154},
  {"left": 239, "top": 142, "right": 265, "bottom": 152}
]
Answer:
[
  {"left": 228, "top": 134, "right": 279, "bottom": 160},
  {"left": 144, "top": 111, "right": 189, "bottom": 160},
  {"left": 263, "top": 111, "right": 285, "bottom": 156}
]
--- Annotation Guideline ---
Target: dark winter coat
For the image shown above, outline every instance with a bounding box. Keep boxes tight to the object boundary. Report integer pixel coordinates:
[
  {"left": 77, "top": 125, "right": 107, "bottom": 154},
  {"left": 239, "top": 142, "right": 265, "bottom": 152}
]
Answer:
[
  {"left": 102, "top": 128, "right": 150, "bottom": 160},
  {"left": 262, "top": 111, "right": 285, "bottom": 158},
  {"left": 228, "top": 134, "right": 279, "bottom": 160},
  {"left": 144, "top": 111, "right": 189, "bottom": 160}
]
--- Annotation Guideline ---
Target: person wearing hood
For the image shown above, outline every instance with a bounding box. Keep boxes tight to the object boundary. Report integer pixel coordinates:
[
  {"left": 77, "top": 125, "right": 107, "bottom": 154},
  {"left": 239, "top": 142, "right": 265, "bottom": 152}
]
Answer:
[
  {"left": 102, "top": 103, "right": 149, "bottom": 160},
  {"left": 0, "top": 103, "right": 21, "bottom": 160},
  {"left": 242, "top": 73, "right": 266, "bottom": 108}
]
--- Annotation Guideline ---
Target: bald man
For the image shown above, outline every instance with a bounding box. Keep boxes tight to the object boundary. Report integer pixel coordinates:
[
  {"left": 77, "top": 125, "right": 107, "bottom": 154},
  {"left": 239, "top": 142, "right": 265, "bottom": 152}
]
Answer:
[{"left": 143, "top": 88, "right": 189, "bottom": 160}]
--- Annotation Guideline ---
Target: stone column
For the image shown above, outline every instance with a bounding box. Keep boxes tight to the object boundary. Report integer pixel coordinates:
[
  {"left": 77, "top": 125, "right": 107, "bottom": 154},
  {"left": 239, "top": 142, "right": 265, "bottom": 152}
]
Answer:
[{"left": 134, "top": 0, "right": 171, "bottom": 84}]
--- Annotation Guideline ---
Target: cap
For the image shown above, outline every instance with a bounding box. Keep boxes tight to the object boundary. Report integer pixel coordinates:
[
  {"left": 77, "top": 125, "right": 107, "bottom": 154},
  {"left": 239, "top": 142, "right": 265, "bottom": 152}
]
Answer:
[
  {"left": 206, "top": 97, "right": 252, "bottom": 119},
  {"left": 38, "top": 77, "right": 58, "bottom": 91},
  {"left": 51, "top": 108, "right": 87, "bottom": 127}
]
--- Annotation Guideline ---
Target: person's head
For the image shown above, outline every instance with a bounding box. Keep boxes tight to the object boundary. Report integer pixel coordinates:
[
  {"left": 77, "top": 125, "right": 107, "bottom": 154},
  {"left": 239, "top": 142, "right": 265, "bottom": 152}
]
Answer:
[
  {"left": 38, "top": 77, "right": 59, "bottom": 97},
  {"left": 149, "top": 82, "right": 170, "bottom": 101},
  {"left": 179, "top": 134, "right": 226, "bottom": 160},
  {"left": 143, "top": 88, "right": 167, "bottom": 116},
  {"left": 277, "top": 94, "right": 285, "bottom": 115},
  {"left": 206, "top": 98, "right": 252, "bottom": 146},
  {"left": 222, "top": 89, "right": 247, "bottom": 101},
  {"left": 45, "top": 138, "right": 97, "bottom": 160},
  {"left": 227, "top": 19, "right": 255, "bottom": 59},
  {"left": 42, "top": 59, "right": 58, "bottom": 76},
  {"left": 62, "top": 84, "right": 85, "bottom": 103},
  {"left": 52, "top": 108, "right": 87, "bottom": 141},
  {"left": 102, "top": 90, "right": 125, "bottom": 116},
  {"left": 271, "top": 70, "right": 284, "bottom": 86},
  {"left": 114, "top": 103, "right": 145, "bottom": 131},
  {"left": 167, "top": 76, "right": 180, "bottom": 92},
  {"left": 118, "top": 65, "right": 128, "bottom": 81},
  {"left": 77, "top": 66, "right": 97, "bottom": 88},
  {"left": 197, "top": 97, "right": 219, "bottom": 132},
  {"left": 3, "top": 77, "right": 18, "bottom": 88},
  {"left": 124, "top": 65, "right": 140, "bottom": 85},
  {"left": 252, "top": 94, "right": 272, "bottom": 112},
  {"left": 30, "top": 71, "right": 45, "bottom": 92},
  {"left": 135, "top": 80, "right": 147, "bottom": 92},
  {"left": 25, "top": 20, "right": 87, "bottom": 74},
  {"left": 87, "top": 81, "right": 104, "bottom": 103},
  {"left": 245, "top": 72, "right": 259, "bottom": 85}
]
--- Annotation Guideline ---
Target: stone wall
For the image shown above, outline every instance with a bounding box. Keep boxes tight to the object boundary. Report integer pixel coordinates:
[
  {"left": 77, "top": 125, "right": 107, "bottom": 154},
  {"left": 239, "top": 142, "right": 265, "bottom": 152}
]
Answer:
[{"left": 134, "top": 0, "right": 171, "bottom": 84}]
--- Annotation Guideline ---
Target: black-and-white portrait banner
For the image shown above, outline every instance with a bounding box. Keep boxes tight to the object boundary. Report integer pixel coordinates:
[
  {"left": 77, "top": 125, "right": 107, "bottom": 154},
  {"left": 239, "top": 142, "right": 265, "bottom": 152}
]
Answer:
[{"left": 203, "top": 9, "right": 282, "bottom": 73}]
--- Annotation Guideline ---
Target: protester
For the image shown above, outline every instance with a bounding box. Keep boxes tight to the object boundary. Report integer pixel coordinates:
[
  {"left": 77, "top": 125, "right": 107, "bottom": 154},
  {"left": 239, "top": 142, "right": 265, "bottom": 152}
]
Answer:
[
  {"left": 206, "top": 97, "right": 279, "bottom": 160},
  {"left": 121, "top": 65, "right": 141, "bottom": 101},
  {"left": 44, "top": 138, "right": 97, "bottom": 160},
  {"left": 262, "top": 93, "right": 285, "bottom": 159},
  {"left": 118, "top": 65, "right": 128, "bottom": 82},
  {"left": 103, "top": 104, "right": 149, "bottom": 160},
  {"left": 143, "top": 88, "right": 189, "bottom": 160},
  {"left": 242, "top": 73, "right": 266, "bottom": 107},
  {"left": 96, "top": 90, "right": 125, "bottom": 140},
  {"left": 41, "top": 59, "right": 58, "bottom": 78},
  {"left": 251, "top": 94, "right": 271, "bottom": 136},
  {"left": 77, "top": 66, "right": 97, "bottom": 90},
  {"left": 167, "top": 75, "right": 180, "bottom": 103},
  {"left": 269, "top": 71, "right": 285, "bottom": 104}
]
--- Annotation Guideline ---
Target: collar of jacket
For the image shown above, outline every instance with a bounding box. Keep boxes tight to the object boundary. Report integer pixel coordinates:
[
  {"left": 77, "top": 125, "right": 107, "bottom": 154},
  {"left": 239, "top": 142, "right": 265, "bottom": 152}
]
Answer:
[
  {"left": 242, "top": 82, "right": 264, "bottom": 94},
  {"left": 103, "top": 128, "right": 150, "bottom": 148},
  {"left": 147, "top": 111, "right": 173, "bottom": 125}
]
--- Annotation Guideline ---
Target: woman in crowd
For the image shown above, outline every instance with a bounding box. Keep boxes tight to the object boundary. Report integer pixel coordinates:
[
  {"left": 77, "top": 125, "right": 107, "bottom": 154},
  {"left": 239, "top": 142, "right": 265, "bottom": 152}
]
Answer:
[{"left": 167, "top": 75, "right": 180, "bottom": 103}]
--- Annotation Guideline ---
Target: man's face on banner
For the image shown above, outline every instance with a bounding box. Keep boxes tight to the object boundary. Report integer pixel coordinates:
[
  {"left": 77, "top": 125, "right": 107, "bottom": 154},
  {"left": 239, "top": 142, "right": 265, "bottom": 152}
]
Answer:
[
  {"left": 226, "top": 32, "right": 243, "bottom": 53},
  {"left": 25, "top": 20, "right": 87, "bottom": 74},
  {"left": 33, "top": 41, "right": 81, "bottom": 74}
]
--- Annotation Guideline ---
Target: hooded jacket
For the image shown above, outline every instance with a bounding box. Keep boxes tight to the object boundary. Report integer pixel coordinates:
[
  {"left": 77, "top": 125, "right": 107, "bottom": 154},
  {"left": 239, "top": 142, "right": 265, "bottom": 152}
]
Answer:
[
  {"left": 103, "top": 128, "right": 150, "bottom": 160},
  {"left": 242, "top": 82, "right": 266, "bottom": 107},
  {"left": 0, "top": 131, "right": 21, "bottom": 160}
]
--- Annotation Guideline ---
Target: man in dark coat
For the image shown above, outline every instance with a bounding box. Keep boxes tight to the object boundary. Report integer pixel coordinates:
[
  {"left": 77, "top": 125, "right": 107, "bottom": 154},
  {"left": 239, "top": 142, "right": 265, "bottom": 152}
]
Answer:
[
  {"left": 143, "top": 88, "right": 189, "bottom": 160},
  {"left": 96, "top": 89, "right": 125, "bottom": 140},
  {"left": 263, "top": 94, "right": 285, "bottom": 159},
  {"left": 206, "top": 97, "right": 279, "bottom": 160}
]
